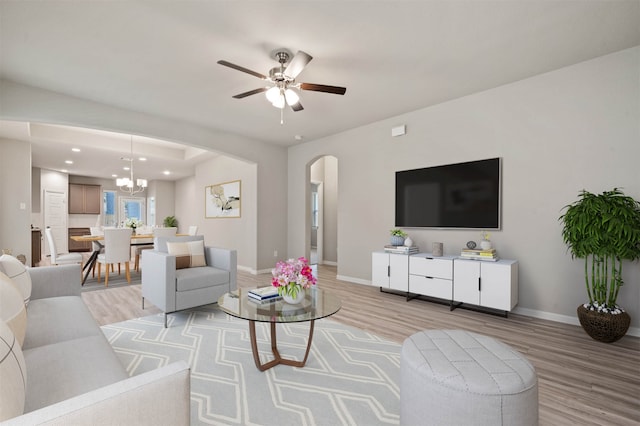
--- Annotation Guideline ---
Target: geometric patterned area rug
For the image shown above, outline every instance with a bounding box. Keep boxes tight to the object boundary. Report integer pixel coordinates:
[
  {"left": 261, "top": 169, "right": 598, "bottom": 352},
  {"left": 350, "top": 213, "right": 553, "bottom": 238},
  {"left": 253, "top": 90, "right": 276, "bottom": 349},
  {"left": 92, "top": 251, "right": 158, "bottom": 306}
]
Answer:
[{"left": 101, "top": 305, "right": 401, "bottom": 425}]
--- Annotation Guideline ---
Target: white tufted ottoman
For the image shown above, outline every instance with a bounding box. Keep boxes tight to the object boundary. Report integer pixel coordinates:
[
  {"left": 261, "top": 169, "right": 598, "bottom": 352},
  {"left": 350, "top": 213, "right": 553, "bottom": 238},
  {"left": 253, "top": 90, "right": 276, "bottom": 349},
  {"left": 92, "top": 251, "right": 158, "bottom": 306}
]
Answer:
[{"left": 400, "top": 330, "right": 538, "bottom": 425}]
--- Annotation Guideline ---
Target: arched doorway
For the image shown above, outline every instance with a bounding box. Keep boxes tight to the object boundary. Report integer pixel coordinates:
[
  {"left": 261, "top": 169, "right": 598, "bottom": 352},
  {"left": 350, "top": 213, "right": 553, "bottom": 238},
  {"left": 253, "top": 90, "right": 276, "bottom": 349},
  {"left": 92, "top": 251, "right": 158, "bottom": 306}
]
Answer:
[{"left": 308, "top": 156, "right": 338, "bottom": 267}]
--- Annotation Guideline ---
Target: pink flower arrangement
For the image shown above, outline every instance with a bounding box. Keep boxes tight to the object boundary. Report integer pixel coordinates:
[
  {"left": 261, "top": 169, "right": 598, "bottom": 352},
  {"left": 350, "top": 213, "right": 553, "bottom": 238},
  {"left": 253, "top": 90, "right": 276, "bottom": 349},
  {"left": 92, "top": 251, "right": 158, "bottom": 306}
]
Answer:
[{"left": 271, "top": 257, "right": 317, "bottom": 298}]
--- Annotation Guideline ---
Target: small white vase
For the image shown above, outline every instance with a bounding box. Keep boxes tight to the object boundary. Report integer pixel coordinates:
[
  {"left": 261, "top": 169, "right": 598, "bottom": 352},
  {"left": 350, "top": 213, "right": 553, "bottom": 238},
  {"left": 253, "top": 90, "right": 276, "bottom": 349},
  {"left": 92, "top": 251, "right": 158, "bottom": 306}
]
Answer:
[
  {"left": 480, "top": 240, "right": 492, "bottom": 250},
  {"left": 404, "top": 237, "right": 413, "bottom": 247},
  {"left": 282, "top": 288, "right": 305, "bottom": 304}
]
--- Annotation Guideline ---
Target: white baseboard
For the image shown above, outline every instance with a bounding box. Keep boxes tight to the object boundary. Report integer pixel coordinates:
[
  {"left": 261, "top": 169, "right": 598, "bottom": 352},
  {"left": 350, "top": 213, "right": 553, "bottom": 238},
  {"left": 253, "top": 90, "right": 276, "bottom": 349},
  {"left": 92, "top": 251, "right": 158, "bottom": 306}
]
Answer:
[
  {"left": 322, "top": 260, "right": 338, "bottom": 266},
  {"left": 336, "top": 275, "right": 372, "bottom": 286},
  {"left": 513, "top": 306, "right": 640, "bottom": 337},
  {"left": 237, "top": 265, "right": 271, "bottom": 275},
  {"left": 332, "top": 276, "right": 640, "bottom": 338}
]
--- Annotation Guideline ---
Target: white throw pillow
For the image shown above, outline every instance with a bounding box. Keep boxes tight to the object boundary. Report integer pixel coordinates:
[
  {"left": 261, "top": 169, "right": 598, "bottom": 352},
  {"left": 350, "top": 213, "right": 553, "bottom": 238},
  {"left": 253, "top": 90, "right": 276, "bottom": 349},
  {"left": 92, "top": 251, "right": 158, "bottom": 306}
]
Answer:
[
  {"left": 166, "top": 240, "right": 206, "bottom": 269},
  {"left": 0, "top": 319, "right": 26, "bottom": 421},
  {"left": 0, "top": 272, "right": 27, "bottom": 347},
  {"left": 0, "top": 255, "right": 32, "bottom": 306}
]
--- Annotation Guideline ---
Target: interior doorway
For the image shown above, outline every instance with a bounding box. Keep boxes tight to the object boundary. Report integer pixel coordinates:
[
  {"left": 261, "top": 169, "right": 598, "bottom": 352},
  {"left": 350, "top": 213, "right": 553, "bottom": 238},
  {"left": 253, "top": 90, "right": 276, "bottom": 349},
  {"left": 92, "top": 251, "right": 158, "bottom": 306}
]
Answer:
[
  {"left": 310, "top": 182, "right": 323, "bottom": 265},
  {"left": 43, "top": 189, "right": 68, "bottom": 256},
  {"left": 308, "top": 156, "right": 338, "bottom": 267}
]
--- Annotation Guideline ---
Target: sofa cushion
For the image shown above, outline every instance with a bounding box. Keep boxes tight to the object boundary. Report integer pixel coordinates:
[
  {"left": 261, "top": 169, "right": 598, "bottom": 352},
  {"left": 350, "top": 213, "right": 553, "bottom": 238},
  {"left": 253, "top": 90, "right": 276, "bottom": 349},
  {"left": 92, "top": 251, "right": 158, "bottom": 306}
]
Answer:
[
  {"left": 166, "top": 240, "right": 206, "bottom": 269},
  {"left": 0, "top": 272, "right": 27, "bottom": 347},
  {"left": 22, "top": 296, "right": 102, "bottom": 350},
  {"left": 0, "top": 319, "right": 26, "bottom": 421},
  {"left": 0, "top": 255, "right": 32, "bottom": 306},
  {"left": 23, "top": 335, "right": 128, "bottom": 413},
  {"left": 176, "top": 267, "right": 230, "bottom": 291}
]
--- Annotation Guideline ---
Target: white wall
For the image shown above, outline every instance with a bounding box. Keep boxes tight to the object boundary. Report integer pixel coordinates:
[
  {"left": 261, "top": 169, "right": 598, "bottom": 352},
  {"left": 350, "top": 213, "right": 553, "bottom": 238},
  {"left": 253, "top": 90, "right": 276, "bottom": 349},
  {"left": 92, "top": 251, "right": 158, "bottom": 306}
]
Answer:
[
  {"left": 174, "top": 176, "right": 197, "bottom": 234},
  {"left": 0, "top": 138, "right": 31, "bottom": 262},
  {"left": 288, "top": 47, "right": 640, "bottom": 331},
  {"left": 194, "top": 156, "right": 258, "bottom": 271}
]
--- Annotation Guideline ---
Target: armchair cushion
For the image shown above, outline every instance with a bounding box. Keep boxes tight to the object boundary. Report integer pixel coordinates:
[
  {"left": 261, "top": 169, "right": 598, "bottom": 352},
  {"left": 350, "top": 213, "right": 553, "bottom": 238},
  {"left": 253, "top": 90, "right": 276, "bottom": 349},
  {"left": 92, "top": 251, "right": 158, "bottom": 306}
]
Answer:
[
  {"left": 176, "top": 267, "right": 230, "bottom": 292},
  {"left": 166, "top": 240, "right": 206, "bottom": 269}
]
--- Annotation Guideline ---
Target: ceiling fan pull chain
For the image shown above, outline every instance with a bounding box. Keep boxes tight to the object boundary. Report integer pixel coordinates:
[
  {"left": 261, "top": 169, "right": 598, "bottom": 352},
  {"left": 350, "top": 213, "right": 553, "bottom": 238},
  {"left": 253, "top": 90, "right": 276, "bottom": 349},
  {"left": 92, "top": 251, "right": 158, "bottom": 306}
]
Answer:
[{"left": 280, "top": 107, "right": 284, "bottom": 125}]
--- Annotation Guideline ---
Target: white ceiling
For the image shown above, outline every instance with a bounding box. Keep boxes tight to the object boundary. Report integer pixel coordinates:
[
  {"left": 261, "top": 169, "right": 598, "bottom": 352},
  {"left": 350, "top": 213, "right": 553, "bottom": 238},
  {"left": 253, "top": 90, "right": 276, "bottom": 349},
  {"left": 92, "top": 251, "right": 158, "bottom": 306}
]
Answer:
[{"left": 1, "top": 1, "right": 638, "bottom": 179}]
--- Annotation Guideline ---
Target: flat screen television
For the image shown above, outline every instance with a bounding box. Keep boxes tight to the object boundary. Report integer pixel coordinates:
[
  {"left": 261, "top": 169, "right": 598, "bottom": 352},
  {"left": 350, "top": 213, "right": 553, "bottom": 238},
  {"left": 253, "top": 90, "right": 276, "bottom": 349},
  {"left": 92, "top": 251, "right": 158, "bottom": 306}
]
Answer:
[{"left": 395, "top": 158, "right": 501, "bottom": 229}]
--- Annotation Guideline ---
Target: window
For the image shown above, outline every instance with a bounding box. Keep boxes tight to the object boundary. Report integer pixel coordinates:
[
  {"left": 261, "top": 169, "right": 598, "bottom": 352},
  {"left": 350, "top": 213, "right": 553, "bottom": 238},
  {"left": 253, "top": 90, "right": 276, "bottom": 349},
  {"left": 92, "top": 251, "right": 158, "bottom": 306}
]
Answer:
[
  {"left": 103, "top": 190, "right": 117, "bottom": 227},
  {"left": 119, "top": 196, "right": 146, "bottom": 226}
]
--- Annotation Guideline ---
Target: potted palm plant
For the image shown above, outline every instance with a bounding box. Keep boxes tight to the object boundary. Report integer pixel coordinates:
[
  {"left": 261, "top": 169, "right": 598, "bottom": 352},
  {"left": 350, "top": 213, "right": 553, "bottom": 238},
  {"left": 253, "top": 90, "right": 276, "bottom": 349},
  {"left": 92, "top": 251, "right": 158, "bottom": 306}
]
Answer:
[
  {"left": 163, "top": 216, "right": 178, "bottom": 228},
  {"left": 559, "top": 188, "right": 640, "bottom": 342}
]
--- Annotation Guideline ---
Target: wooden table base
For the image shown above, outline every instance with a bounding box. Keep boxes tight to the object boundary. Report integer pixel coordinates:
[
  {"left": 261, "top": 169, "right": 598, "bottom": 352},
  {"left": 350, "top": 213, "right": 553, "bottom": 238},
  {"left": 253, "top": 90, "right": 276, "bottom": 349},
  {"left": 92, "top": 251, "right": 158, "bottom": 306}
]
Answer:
[{"left": 248, "top": 320, "right": 315, "bottom": 371}]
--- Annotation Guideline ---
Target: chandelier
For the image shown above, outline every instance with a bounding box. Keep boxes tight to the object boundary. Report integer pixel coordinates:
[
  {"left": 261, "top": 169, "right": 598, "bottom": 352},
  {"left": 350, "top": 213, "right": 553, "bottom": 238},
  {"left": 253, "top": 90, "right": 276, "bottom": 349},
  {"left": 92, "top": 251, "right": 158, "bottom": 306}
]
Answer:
[{"left": 116, "top": 136, "right": 147, "bottom": 195}]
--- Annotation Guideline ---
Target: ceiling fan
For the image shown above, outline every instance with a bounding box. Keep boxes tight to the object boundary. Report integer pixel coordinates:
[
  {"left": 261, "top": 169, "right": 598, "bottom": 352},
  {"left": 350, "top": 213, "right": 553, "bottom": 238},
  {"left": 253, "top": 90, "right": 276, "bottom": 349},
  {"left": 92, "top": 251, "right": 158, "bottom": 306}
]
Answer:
[{"left": 217, "top": 49, "right": 347, "bottom": 113}]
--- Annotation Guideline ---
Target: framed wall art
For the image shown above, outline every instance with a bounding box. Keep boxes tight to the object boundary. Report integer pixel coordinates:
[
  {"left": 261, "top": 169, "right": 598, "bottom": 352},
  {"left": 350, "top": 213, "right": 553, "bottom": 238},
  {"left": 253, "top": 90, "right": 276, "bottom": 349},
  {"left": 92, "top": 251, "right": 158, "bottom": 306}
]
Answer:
[{"left": 205, "top": 180, "right": 241, "bottom": 218}]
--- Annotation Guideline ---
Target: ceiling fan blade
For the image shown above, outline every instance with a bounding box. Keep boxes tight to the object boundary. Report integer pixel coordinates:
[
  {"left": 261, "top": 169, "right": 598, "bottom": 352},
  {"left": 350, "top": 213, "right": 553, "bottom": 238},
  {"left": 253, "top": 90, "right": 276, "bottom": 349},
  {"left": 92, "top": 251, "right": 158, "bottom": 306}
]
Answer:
[
  {"left": 284, "top": 51, "right": 313, "bottom": 79},
  {"left": 300, "top": 83, "right": 347, "bottom": 95},
  {"left": 290, "top": 101, "right": 304, "bottom": 112},
  {"left": 232, "top": 87, "right": 268, "bottom": 99},
  {"left": 217, "top": 60, "right": 267, "bottom": 80}
]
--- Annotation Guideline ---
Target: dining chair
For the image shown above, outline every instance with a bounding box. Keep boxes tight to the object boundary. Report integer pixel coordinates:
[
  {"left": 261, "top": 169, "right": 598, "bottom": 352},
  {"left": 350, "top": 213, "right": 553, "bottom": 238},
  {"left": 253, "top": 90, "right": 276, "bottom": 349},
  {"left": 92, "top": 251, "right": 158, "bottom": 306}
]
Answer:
[
  {"left": 89, "top": 226, "right": 104, "bottom": 277},
  {"left": 153, "top": 227, "right": 177, "bottom": 240},
  {"left": 133, "top": 225, "right": 154, "bottom": 273},
  {"left": 188, "top": 225, "right": 198, "bottom": 236},
  {"left": 96, "top": 228, "right": 132, "bottom": 286},
  {"left": 44, "top": 228, "right": 83, "bottom": 266}
]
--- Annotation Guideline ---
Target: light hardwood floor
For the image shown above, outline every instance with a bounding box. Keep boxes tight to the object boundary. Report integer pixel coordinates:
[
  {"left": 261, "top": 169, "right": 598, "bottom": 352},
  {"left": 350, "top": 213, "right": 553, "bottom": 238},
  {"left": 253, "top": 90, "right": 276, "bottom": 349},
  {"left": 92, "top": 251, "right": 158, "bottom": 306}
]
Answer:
[{"left": 81, "top": 265, "right": 640, "bottom": 426}]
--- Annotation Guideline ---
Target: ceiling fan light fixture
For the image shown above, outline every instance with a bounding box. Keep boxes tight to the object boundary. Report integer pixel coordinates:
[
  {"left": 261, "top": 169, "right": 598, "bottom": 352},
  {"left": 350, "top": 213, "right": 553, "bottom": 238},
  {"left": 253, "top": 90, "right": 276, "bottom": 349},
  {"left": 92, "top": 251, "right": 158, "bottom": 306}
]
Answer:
[
  {"left": 272, "top": 92, "right": 286, "bottom": 109},
  {"left": 265, "top": 86, "right": 280, "bottom": 103},
  {"left": 284, "top": 88, "right": 299, "bottom": 106}
]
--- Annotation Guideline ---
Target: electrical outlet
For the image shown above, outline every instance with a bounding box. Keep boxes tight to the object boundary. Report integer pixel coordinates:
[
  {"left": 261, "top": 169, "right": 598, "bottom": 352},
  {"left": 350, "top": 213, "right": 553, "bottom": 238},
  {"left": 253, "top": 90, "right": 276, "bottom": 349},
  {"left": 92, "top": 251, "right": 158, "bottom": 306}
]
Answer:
[{"left": 273, "top": 250, "right": 278, "bottom": 257}]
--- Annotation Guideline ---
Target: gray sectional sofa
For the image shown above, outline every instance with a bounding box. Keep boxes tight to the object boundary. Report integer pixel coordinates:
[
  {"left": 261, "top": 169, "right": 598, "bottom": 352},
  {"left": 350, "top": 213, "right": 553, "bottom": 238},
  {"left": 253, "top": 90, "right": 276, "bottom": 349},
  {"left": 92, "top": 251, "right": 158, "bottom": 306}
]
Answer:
[{"left": 1, "top": 263, "right": 191, "bottom": 425}]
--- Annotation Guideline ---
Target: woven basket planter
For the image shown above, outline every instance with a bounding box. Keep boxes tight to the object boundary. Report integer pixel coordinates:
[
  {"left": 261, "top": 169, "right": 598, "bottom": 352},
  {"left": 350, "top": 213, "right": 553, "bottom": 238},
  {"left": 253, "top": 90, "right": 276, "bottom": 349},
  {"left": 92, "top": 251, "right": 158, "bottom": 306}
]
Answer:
[
  {"left": 577, "top": 305, "right": 631, "bottom": 343},
  {"left": 390, "top": 236, "right": 405, "bottom": 246}
]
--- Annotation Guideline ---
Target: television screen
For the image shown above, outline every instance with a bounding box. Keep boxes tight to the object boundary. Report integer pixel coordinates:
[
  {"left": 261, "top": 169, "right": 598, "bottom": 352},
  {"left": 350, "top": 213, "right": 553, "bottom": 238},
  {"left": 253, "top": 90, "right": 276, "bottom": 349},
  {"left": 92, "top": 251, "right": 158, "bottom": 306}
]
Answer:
[{"left": 395, "top": 158, "right": 501, "bottom": 229}]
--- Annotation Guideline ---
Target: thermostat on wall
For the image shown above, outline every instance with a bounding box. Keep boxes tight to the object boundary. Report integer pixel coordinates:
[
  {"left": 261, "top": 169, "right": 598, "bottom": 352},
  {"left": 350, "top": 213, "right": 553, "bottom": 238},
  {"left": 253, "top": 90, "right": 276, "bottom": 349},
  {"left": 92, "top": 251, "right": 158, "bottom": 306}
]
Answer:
[{"left": 391, "top": 125, "right": 406, "bottom": 137}]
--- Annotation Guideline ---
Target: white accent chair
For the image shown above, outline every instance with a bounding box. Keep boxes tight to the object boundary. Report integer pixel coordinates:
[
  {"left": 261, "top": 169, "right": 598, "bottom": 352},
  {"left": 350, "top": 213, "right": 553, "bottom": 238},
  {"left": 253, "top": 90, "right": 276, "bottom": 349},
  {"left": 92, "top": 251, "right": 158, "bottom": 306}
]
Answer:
[
  {"left": 132, "top": 225, "right": 153, "bottom": 273},
  {"left": 44, "top": 228, "right": 83, "bottom": 266},
  {"left": 188, "top": 225, "right": 198, "bottom": 235},
  {"left": 154, "top": 227, "right": 178, "bottom": 239},
  {"left": 141, "top": 235, "right": 237, "bottom": 327},
  {"left": 96, "top": 228, "right": 132, "bottom": 286}
]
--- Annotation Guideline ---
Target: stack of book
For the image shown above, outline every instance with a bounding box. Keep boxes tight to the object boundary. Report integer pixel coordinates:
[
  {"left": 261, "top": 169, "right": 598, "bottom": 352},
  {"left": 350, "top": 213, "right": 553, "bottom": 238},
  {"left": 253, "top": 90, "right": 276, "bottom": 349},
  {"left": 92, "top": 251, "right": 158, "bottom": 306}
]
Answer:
[
  {"left": 384, "top": 245, "right": 419, "bottom": 254},
  {"left": 460, "top": 248, "right": 499, "bottom": 261},
  {"left": 248, "top": 287, "right": 282, "bottom": 303}
]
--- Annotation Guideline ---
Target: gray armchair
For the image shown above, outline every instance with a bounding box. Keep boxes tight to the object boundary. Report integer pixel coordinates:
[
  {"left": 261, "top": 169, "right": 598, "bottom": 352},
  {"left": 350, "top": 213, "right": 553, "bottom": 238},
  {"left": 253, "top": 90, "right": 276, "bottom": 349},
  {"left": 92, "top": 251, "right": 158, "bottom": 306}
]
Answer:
[{"left": 141, "top": 235, "right": 237, "bottom": 327}]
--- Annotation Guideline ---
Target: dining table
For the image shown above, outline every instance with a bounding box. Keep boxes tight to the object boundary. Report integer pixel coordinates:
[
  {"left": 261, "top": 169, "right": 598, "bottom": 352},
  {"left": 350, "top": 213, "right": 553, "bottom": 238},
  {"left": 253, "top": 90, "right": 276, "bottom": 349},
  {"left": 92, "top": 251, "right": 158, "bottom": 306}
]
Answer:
[{"left": 70, "top": 233, "right": 186, "bottom": 285}]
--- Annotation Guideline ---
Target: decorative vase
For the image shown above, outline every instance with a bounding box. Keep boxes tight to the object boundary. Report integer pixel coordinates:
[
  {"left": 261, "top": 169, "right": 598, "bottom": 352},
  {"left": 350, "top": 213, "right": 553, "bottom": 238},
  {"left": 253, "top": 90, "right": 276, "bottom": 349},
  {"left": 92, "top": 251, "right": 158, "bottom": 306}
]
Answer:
[
  {"left": 282, "top": 287, "right": 305, "bottom": 304},
  {"left": 390, "top": 236, "right": 405, "bottom": 246},
  {"left": 480, "top": 240, "right": 492, "bottom": 250},
  {"left": 404, "top": 237, "right": 413, "bottom": 247},
  {"left": 577, "top": 305, "right": 630, "bottom": 343}
]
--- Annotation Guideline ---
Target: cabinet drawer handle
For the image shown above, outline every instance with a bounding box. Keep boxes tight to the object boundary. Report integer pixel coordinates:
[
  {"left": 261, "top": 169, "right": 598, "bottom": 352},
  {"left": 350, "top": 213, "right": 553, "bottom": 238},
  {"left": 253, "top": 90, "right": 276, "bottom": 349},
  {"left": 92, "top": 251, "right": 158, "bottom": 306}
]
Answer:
[{"left": 425, "top": 276, "right": 434, "bottom": 279}]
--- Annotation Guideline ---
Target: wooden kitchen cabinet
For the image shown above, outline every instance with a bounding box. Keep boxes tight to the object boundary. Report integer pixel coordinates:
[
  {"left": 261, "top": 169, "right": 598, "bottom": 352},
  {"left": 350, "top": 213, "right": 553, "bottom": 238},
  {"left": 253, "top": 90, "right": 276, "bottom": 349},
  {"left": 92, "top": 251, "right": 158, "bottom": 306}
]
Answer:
[
  {"left": 68, "top": 228, "right": 91, "bottom": 252},
  {"left": 69, "top": 184, "right": 101, "bottom": 214}
]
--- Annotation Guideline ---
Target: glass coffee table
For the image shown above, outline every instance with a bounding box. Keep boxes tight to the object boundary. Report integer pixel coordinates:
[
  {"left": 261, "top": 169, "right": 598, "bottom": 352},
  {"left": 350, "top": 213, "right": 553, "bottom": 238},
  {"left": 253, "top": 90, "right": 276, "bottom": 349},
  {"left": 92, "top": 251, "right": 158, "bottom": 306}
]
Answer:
[{"left": 218, "top": 287, "right": 341, "bottom": 371}]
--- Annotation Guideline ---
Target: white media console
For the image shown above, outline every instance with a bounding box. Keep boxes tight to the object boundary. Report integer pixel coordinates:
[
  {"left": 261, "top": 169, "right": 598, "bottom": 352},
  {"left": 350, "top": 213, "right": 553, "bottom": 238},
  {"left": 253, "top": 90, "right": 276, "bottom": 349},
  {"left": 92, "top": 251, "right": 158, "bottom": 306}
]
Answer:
[{"left": 371, "top": 251, "right": 518, "bottom": 316}]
